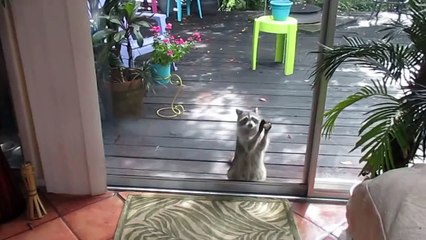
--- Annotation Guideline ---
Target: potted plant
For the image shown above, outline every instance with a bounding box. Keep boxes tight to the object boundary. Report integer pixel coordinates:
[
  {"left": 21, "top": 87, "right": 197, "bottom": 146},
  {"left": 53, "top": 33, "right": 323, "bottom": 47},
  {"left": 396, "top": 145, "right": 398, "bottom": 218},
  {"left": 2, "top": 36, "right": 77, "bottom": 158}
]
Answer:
[
  {"left": 312, "top": 0, "right": 426, "bottom": 180},
  {"left": 88, "top": 0, "right": 117, "bottom": 121},
  {"left": 150, "top": 23, "right": 202, "bottom": 84},
  {"left": 270, "top": 0, "right": 293, "bottom": 21},
  {"left": 91, "top": 0, "right": 155, "bottom": 118}
]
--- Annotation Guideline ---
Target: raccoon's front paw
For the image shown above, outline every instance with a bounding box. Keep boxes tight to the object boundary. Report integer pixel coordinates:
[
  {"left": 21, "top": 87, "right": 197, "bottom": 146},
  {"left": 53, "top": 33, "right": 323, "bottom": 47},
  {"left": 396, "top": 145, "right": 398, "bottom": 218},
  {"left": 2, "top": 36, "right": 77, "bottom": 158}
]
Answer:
[
  {"left": 263, "top": 122, "right": 272, "bottom": 132},
  {"left": 259, "top": 119, "right": 266, "bottom": 131}
]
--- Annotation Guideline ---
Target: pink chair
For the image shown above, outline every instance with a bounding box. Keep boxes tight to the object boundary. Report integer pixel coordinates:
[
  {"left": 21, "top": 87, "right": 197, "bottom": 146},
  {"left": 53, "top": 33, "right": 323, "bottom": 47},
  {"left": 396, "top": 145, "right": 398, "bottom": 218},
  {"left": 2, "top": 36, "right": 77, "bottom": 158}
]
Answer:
[
  {"left": 151, "top": 0, "right": 158, "bottom": 13},
  {"left": 138, "top": 0, "right": 158, "bottom": 13}
]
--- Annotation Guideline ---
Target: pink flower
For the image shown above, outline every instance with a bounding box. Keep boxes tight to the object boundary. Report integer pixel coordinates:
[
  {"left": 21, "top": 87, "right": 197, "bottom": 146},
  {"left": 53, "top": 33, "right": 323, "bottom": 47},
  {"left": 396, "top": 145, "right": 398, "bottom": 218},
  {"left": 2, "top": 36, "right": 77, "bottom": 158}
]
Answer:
[
  {"left": 187, "top": 37, "right": 193, "bottom": 42},
  {"left": 170, "top": 35, "right": 175, "bottom": 40},
  {"left": 163, "top": 38, "right": 170, "bottom": 44},
  {"left": 167, "top": 50, "right": 174, "bottom": 56},
  {"left": 174, "top": 38, "right": 185, "bottom": 45},
  {"left": 166, "top": 23, "right": 173, "bottom": 30},
  {"left": 192, "top": 32, "right": 202, "bottom": 42},
  {"left": 150, "top": 26, "right": 161, "bottom": 33}
]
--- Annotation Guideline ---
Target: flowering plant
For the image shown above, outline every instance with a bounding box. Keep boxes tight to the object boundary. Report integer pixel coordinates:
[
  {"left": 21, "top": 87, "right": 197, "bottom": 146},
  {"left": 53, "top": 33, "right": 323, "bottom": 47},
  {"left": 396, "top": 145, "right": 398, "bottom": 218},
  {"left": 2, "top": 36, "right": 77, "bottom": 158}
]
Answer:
[{"left": 150, "top": 23, "right": 202, "bottom": 65}]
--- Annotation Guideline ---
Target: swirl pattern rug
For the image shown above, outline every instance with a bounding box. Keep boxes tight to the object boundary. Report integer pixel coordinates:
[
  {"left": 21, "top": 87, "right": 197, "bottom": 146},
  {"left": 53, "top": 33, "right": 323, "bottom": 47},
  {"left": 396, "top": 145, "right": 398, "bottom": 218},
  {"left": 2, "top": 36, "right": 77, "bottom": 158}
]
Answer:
[{"left": 114, "top": 194, "right": 301, "bottom": 240}]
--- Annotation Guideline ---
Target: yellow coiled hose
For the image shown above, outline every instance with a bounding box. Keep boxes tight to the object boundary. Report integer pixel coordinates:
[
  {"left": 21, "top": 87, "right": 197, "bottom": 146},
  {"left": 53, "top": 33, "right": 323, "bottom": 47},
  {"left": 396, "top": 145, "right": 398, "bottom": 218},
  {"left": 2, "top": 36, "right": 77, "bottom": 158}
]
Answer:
[{"left": 156, "top": 73, "right": 185, "bottom": 118}]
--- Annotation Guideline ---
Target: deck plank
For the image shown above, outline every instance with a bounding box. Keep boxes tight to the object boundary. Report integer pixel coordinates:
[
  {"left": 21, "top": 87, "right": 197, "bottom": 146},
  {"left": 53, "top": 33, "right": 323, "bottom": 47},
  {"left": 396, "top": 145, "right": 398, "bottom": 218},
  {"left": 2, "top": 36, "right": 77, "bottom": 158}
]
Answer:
[
  {"left": 106, "top": 157, "right": 361, "bottom": 182},
  {"left": 105, "top": 144, "right": 361, "bottom": 168}
]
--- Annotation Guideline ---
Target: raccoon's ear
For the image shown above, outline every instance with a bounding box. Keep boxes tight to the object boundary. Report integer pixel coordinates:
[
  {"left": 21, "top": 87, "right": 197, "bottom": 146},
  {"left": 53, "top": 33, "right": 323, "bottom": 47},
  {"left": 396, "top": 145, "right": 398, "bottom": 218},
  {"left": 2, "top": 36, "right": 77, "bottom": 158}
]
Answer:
[{"left": 236, "top": 109, "right": 243, "bottom": 116}]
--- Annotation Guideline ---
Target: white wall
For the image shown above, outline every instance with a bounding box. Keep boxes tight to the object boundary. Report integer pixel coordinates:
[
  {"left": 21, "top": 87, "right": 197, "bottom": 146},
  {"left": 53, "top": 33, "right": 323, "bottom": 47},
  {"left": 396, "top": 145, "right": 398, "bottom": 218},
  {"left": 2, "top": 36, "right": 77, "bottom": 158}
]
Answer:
[{"left": 1, "top": 0, "right": 107, "bottom": 195}]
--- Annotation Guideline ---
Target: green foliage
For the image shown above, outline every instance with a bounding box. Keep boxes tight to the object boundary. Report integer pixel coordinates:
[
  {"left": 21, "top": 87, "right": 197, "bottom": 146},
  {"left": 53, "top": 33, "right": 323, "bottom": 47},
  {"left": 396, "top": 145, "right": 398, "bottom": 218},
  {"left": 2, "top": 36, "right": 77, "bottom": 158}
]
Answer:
[
  {"left": 312, "top": 0, "right": 426, "bottom": 178},
  {"left": 218, "top": 0, "right": 393, "bottom": 12},
  {"left": 92, "top": 0, "right": 150, "bottom": 68},
  {"left": 150, "top": 26, "right": 202, "bottom": 65},
  {"left": 312, "top": 0, "right": 376, "bottom": 12},
  {"left": 219, "top": 0, "right": 245, "bottom": 11},
  {"left": 151, "top": 40, "right": 193, "bottom": 65},
  {"left": 89, "top": 0, "right": 154, "bottom": 88},
  {"left": 219, "top": 0, "right": 264, "bottom": 11}
]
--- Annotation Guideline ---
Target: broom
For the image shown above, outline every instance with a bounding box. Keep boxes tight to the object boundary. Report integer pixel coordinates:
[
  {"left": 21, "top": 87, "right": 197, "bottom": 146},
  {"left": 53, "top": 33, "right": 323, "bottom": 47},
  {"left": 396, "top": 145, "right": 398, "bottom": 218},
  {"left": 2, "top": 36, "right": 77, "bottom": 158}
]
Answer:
[{"left": 21, "top": 162, "right": 46, "bottom": 220}]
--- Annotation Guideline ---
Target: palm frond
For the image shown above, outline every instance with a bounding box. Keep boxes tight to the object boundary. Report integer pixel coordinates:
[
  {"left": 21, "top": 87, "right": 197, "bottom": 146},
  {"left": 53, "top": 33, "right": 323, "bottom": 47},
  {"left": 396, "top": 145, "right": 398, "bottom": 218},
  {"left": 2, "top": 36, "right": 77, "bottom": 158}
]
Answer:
[
  {"left": 378, "top": 17, "right": 407, "bottom": 41},
  {"left": 406, "top": 0, "right": 426, "bottom": 56},
  {"left": 355, "top": 101, "right": 401, "bottom": 176},
  {"left": 400, "top": 87, "right": 426, "bottom": 159},
  {"left": 377, "top": 0, "right": 426, "bottom": 54},
  {"left": 322, "top": 80, "right": 396, "bottom": 137},
  {"left": 352, "top": 84, "right": 425, "bottom": 178},
  {"left": 312, "top": 37, "right": 422, "bottom": 87},
  {"left": 322, "top": 80, "right": 410, "bottom": 177}
]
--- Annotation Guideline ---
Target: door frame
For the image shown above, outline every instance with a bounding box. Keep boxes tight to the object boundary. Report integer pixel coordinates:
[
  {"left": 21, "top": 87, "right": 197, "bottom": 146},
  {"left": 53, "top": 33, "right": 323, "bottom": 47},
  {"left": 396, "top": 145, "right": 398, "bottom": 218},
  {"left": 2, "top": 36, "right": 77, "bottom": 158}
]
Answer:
[
  {"left": 303, "top": 0, "right": 352, "bottom": 199},
  {"left": 0, "top": 0, "right": 106, "bottom": 195}
]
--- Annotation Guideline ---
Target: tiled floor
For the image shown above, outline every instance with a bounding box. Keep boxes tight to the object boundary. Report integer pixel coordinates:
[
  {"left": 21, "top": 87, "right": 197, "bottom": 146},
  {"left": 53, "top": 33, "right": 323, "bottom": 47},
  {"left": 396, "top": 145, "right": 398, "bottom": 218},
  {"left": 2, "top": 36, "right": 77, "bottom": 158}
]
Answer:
[{"left": 0, "top": 191, "right": 348, "bottom": 240}]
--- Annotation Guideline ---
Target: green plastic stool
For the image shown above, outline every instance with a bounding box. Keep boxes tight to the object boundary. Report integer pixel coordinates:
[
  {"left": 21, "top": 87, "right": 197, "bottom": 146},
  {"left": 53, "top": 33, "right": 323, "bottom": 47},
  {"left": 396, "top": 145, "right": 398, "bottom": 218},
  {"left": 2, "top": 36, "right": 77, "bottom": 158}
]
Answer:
[{"left": 252, "top": 16, "right": 298, "bottom": 75}]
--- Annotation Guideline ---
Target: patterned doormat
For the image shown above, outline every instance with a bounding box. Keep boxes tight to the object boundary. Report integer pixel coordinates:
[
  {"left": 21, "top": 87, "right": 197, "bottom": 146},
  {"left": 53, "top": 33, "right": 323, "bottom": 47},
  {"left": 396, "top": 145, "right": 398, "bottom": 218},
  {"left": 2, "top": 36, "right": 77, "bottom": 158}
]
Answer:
[{"left": 114, "top": 194, "right": 301, "bottom": 240}]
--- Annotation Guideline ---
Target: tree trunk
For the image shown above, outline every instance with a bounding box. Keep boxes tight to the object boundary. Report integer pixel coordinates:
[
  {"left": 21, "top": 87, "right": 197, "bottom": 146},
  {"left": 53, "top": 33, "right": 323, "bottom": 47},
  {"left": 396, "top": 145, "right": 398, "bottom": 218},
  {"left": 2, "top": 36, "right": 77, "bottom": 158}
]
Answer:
[{"left": 0, "top": 149, "right": 25, "bottom": 223}]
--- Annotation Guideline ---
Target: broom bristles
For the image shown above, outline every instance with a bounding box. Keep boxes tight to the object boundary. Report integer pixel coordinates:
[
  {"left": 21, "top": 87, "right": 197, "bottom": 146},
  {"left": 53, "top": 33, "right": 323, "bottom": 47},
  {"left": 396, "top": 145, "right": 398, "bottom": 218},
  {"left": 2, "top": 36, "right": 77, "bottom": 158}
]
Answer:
[{"left": 21, "top": 163, "right": 46, "bottom": 220}]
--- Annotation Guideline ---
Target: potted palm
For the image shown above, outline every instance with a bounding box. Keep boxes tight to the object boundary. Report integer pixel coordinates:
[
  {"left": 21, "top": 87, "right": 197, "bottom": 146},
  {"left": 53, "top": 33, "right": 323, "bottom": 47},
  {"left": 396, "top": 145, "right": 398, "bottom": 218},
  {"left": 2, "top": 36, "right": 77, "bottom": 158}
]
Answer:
[
  {"left": 150, "top": 24, "right": 202, "bottom": 84},
  {"left": 313, "top": 0, "right": 426, "bottom": 179},
  {"left": 91, "top": 0, "right": 154, "bottom": 118}
]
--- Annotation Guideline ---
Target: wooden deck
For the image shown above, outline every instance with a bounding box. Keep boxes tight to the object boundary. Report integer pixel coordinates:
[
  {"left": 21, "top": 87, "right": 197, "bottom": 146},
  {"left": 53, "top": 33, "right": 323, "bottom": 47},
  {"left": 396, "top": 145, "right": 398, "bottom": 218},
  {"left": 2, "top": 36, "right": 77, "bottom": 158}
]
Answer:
[{"left": 103, "top": 11, "right": 404, "bottom": 192}]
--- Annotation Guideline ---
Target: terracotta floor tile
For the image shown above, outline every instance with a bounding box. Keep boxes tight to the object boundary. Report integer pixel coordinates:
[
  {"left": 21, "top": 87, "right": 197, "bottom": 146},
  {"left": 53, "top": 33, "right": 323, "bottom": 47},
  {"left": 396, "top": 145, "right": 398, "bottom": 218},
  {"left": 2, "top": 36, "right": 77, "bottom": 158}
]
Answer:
[
  {"left": 117, "top": 191, "right": 135, "bottom": 200},
  {"left": 0, "top": 195, "right": 59, "bottom": 240},
  {"left": 321, "top": 234, "right": 338, "bottom": 240},
  {"left": 291, "top": 202, "right": 347, "bottom": 233},
  {"left": 63, "top": 196, "right": 124, "bottom": 240},
  {"left": 294, "top": 214, "right": 330, "bottom": 240},
  {"left": 44, "top": 191, "right": 115, "bottom": 216},
  {"left": 0, "top": 215, "right": 28, "bottom": 240},
  {"left": 331, "top": 221, "right": 348, "bottom": 238},
  {"left": 7, "top": 218, "right": 77, "bottom": 240}
]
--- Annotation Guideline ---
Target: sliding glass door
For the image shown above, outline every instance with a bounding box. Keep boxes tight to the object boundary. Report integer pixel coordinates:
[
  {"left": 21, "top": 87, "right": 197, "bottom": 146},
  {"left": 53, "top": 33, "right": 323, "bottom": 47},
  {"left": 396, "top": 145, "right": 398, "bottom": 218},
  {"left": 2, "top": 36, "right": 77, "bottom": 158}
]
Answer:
[{"left": 88, "top": 0, "right": 341, "bottom": 196}]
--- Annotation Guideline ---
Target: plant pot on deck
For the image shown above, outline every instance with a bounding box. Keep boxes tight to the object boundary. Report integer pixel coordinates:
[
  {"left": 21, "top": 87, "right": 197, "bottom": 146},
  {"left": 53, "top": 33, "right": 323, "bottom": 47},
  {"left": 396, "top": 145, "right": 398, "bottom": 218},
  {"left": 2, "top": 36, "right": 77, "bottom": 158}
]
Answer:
[
  {"left": 151, "top": 63, "right": 172, "bottom": 85},
  {"left": 270, "top": 0, "right": 293, "bottom": 21},
  {"left": 110, "top": 79, "right": 146, "bottom": 118}
]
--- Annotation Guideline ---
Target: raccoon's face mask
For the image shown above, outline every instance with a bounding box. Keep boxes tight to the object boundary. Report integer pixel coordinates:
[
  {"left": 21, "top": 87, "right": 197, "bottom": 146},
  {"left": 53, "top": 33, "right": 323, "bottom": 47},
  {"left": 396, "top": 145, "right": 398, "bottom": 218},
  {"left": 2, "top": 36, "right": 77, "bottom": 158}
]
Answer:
[{"left": 236, "top": 109, "right": 260, "bottom": 134}]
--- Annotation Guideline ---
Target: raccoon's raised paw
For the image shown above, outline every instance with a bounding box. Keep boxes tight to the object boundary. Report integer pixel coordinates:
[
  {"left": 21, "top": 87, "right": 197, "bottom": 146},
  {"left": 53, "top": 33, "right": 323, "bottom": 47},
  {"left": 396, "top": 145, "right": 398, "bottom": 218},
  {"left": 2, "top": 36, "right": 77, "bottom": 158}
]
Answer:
[
  {"left": 259, "top": 119, "right": 266, "bottom": 130},
  {"left": 263, "top": 122, "right": 272, "bottom": 132}
]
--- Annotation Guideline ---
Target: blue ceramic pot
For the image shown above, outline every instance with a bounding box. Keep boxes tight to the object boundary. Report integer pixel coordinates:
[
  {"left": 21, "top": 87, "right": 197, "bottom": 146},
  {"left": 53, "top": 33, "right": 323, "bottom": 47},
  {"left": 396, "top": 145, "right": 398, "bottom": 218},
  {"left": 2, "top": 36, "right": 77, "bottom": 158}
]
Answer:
[
  {"left": 151, "top": 63, "right": 172, "bottom": 85},
  {"left": 270, "top": 0, "right": 293, "bottom": 21}
]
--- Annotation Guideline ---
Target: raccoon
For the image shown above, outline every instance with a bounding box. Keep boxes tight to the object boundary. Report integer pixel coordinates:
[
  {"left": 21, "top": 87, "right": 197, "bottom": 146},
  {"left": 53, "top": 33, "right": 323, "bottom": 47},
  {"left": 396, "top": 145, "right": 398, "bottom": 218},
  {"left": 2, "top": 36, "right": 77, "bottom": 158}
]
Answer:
[{"left": 227, "top": 108, "right": 272, "bottom": 181}]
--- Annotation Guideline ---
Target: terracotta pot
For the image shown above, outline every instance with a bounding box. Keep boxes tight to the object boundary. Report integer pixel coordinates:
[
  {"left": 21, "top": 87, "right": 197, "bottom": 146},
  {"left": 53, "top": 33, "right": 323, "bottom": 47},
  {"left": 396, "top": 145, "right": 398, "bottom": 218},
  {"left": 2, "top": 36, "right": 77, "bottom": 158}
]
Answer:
[
  {"left": 0, "top": 149, "right": 25, "bottom": 223},
  {"left": 110, "top": 79, "right": 146, "bottom": 118}
]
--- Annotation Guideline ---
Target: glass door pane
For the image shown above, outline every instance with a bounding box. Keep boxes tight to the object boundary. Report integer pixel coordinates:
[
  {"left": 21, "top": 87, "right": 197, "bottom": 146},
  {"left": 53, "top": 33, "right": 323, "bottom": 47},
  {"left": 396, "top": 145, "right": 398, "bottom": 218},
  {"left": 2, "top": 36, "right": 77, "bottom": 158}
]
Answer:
[
  {"left": 88, "top": 0, "right": 334, "bottom": 195},
  {"left": 312, "top": 5, "right": 410, "bottom": 196}
]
